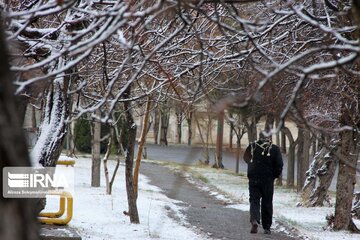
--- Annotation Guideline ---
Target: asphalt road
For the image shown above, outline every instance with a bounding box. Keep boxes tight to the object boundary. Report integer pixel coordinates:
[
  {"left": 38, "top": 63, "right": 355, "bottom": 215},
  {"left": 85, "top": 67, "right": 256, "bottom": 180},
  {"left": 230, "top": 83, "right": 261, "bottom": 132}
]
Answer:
[
  {"left": 143, "top": 144, "right": 248, "bottom": 173},
  {"left": 141, "top": 143, "right": 288, "bottom": 181},
  {"left": 142, "top": 143, "right": 360, "bottom": 192},
  {"left": 140, "top": 161, "right": 302, "bottom": 240}
]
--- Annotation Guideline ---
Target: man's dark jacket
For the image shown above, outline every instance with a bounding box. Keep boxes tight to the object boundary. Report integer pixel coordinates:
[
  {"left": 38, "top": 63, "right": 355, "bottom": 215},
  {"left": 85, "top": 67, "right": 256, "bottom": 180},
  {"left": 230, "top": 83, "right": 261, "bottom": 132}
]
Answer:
[{"left": 243, "top": 140, "right": 283, "bottom": 180}]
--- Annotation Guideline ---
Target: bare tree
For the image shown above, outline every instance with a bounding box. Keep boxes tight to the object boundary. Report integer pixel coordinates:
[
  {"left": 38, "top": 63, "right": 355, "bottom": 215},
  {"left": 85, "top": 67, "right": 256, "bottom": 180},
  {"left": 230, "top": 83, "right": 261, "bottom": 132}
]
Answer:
[{"left": 123, "top": 84, "right": 139, "bottom": 224}]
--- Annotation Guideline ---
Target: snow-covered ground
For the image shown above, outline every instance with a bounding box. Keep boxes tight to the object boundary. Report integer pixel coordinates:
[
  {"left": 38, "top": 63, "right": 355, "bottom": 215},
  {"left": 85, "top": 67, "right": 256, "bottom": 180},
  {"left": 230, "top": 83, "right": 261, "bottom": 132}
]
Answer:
[
  {"left": 44, "top": 157, "right": 208, "bottom": 240},
  {"left": 43, "top": 156, "right": 360, "bottom": 240}
]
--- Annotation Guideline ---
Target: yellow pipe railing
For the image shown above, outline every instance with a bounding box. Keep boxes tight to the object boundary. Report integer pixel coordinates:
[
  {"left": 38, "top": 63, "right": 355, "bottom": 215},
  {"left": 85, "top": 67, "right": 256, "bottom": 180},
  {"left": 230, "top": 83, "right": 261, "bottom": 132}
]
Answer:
[
  {"left": 39, "top": 191, "right": 73, "bottom": 225},
  {"left": 57, "top": 159, "right": 76, "bottom": 167},
  {"left": 38, "top": 196, "right": 65, "bottom": 218}
]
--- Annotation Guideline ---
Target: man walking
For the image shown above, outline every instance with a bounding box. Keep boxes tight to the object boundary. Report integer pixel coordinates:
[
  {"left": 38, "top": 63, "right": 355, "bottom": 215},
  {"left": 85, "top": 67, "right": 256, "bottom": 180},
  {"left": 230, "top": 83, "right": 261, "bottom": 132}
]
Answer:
[{"left": 243, "top": 132, "right": 283, "bottom": 234}]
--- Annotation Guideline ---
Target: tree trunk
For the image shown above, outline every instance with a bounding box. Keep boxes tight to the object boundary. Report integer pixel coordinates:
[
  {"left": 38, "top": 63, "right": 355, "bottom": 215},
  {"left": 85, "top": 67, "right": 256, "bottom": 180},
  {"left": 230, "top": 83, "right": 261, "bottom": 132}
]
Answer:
[
  {"left": 195, "top": 115, "right": 210, "bottom": 164},
  {"left": 31, "top": 72, "right": 69, "bottom": 167},
  {"left": 301, "top": 145, "right": 337, "bottom": 207},
  {"left": 159, "top": 105, "right": 170, "bottom": 146},
  {"left": 282, "top": 127, "right": 295, "bottom": 187},
  {"left": 91, "top": 109, "right": 101, "bottom": 187},
  {"left": 112, "top": 112, "right": 125, "bottom": 156},
  {"left": 332, "top": 1, "right": 360, "bottom": 231},
  {"left": 105, "top": 130, "right": 121, "bottom": 196},
  {"left": 310, "top": 133, "right": 317, "bottom": 159},
  {"left": 66, "top": 99, "right": 75, "bottom": 156},
  {"left": 31, "top": 105, "right": 37, "bottom": 129},
  {"left": 281, "top": 129, "right": 287, "bottom": 153},
  {"left": 301, "top": 129, "right": 311, "bottom": 188},
  {"left": 273, "top": 120, "right": 283, "bottom": 185},
  {"left": 153, "top": 108, "right": 160, "bottom": 144},
  {"left": 296, "top": 128, "right": 304, "bottom": 191},
  {"left": 245, "top": 114, "right": 258, "bottom": 143},
  {"left": 109, "top": 155, "right": 121, "bottom": 195},
  {"left": 66, "top": 124, "right": 75, "bottom": 156},
  {"left": 204, "top": 115, "right": 211, "bottom": 164},
  {"left": 214, "top": 110, "right": 224, "bottom": 169},
  {"left": 264, "top": 114, "right": 274, "bottom": 139},
  {"left": 124, "top": 87, "right": 139, "bottom": 224},
  {"left": 102, "top": 128, "right": 120, "bottom": 195},
  {"left": 333, "top": 130, "right": 359, "bottom": 231},
  {"left": 103, "top": 135, "right": 112, "bottom": 194},
  {"left": 133, "top": 97, "right": 152, "bottom": 199},
  {"left": 309, "top": 154, "right": 336, "bottom": 207},
  {"left": 235, "top": 135, "right": 241, "bottom": 174},
  {"left": 0, "top": 22, "right": 39, "bottom": 239},
  {"left": 187, "top": 111, "right": 193, "bottom": 146},
  {"left": 301, "top": 147, "right": 326, "bottom": 204},
  {"left": 333, "top": 66, "right": 360, "bottom": 231},
  {"left": 229, "top": 112, "right": 234, "bottom": 149},
  {"left": 175, "top": 108, "right": 183, "bottom": 144},
  {"left": 231, "top": 113, "right": 246, "bottom": 174},
  {"left": 275, "top": 118, "right": 280, "bottom": 146}
]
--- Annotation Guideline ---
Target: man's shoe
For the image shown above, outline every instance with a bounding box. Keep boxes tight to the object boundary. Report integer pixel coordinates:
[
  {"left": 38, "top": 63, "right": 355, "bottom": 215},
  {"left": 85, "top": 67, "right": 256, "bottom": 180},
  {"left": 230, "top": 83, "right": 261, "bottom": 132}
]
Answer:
[
  {"left": 264, "top": 229, "right": 271, "bottom": 235},
  {"left": 250, "top": 221, "right": 258, "bottom": 234}
]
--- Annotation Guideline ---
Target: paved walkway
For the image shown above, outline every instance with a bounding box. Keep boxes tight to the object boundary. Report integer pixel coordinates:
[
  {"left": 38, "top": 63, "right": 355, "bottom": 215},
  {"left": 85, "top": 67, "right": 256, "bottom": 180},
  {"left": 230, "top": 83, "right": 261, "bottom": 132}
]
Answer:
[{"left": 140, "top": 162, "right": 303, "bottom": 240}]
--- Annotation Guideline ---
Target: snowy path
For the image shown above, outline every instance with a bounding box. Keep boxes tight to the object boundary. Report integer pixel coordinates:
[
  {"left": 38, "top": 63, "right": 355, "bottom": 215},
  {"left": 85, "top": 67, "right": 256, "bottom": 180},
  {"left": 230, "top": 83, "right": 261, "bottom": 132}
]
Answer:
[{"left": 140, "top": 161, "right": 300, "bottom": 240}]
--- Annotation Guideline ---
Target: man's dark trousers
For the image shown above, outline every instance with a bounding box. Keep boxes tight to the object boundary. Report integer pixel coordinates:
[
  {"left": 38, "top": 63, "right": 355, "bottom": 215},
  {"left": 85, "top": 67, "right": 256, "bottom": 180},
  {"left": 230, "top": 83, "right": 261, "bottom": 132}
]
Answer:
[{"left": 249, "top": 177, "right": 274, "bottom": 230}]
